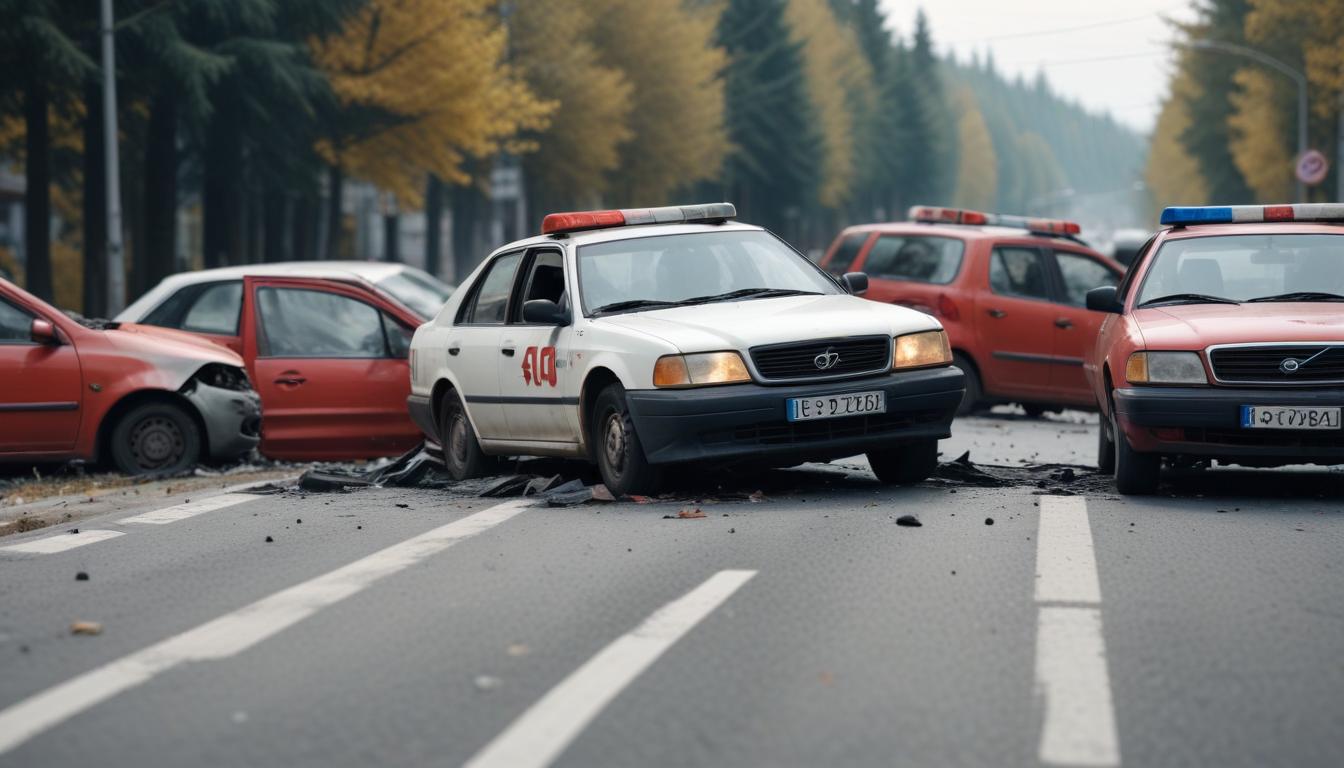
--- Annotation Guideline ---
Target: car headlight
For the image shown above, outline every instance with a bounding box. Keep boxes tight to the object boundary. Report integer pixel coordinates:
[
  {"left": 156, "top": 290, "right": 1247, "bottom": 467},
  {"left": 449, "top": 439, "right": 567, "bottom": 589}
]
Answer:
[
  {"left": 196, "top": 363, "right": 251, "bottom": 391},
  {"left": 1125, "top": 351, "right": 1208, "bottom": 385},
  {"left": 892, "top": 330, "right": 952, "bottom": 370},
  {"left": 653, "top": 352, "right": 751, "bottom": 388}
]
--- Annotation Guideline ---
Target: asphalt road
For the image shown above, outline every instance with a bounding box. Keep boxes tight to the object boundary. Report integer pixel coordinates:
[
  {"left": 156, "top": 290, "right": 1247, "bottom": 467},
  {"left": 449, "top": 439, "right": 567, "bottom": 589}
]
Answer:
[{"left": 1, "top": 409, "right": 1342, "bottom": 768}]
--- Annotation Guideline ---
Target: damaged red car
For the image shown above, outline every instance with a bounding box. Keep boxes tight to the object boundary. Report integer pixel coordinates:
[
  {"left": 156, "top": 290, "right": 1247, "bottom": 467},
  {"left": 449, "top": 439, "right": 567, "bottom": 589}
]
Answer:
[{"left": 0, "top": 278, "right": 261, "bottom": 475}]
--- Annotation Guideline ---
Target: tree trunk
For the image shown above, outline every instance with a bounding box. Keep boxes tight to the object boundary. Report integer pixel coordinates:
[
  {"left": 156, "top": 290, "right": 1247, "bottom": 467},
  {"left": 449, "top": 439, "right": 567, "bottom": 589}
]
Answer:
[
  {"left": 424, "top": 175, "right": 444, "bottom": 278},
  {"left": 141, "top": 86, "right": 178, "bottom": 293},
  {"left": 82, "top": 77, "right": 106, "bottom": 317},
  {"left": 202, "top": 112, "right": 242, "bottom": 268},
  {"left": 450, "top": 182, "right": 482, "bottom": 280},
  {"left": 263, "top": 186, "right": 285, "bottom": 263},
  {"left": 292, "top": 196, "right": 312, "bottom": 261},
  {"left": 23, "top": 74, "right": 52, "bottom": 302},
  {"left": 325, "top": 164, "right": 343, "bottom": 260},
  {"left": 383, "top": 212, "right": 400, "bottom": 263}
]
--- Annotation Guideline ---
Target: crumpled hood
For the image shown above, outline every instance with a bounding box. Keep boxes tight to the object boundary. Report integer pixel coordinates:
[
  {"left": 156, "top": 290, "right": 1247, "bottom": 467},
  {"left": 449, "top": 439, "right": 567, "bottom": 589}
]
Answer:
[
  {"left": 594, "top": 294, "right": 940, "bottom": 352},
  {"left": 1136, "top": 304, "right": 1344, "bottom": 349},
  {"left": 101, "top": 323, "right": 246, "bottom": 366}
]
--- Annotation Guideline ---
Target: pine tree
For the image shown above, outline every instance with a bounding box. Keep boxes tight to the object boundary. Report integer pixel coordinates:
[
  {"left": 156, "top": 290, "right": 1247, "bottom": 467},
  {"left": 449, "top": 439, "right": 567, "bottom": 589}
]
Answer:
[{"left": 1177, "top": 0, "right": 1255, "bottom": 203}]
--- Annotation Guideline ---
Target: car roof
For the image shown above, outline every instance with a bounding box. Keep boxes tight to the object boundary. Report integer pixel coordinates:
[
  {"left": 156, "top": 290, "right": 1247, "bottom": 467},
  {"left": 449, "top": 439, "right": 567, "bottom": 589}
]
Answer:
[
  {"left": 839, "top": 221, "right": 1089, "bottom": 244},
  {"left": 490, "top": 221, "right": 767, "bottom": 257},
  {"left": 148, "top": 261, "right": 410, "bottom": 284},
  {"left": 1158, "top": 221, "right": 1344, "bottom": 240}
]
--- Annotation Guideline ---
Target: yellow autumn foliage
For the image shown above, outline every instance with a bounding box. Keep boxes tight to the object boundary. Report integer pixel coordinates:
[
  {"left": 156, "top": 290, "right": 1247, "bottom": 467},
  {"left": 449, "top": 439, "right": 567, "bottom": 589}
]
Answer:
[
  {"left": 310, "top": 0, "right": 554, "bottom": 207},
  {"left": 1228, "top": 68, "right": 1294, "bottom": 202},
  {"left": 1245, "top": 0, "right": 1344, "bottom": 121},
  {"left": 951, "top": 89, "right": 997, "bottom": 211},
  {"left": 1145, "top": 72, "right": 1209, "bottom": 214}
]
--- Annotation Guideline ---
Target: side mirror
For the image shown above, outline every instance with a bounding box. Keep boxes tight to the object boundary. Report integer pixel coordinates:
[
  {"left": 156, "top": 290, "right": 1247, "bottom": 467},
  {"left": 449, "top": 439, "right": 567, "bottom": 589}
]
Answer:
[
  {"left": 522, "top": 299, "right": 569, "bottom": 326},
  {"left": 1086, "top": 285, "right": 1123, "bottom": 314},
  {"left": 30, "top": 318, "right": 59, "bottom": 345},
  {"left": 841, "top": 272, "right": 869, "bottom": 296}
]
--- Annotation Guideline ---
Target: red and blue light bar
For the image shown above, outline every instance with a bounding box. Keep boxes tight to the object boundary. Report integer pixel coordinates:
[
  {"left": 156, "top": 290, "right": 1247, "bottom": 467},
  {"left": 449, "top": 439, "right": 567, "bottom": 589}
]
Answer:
[
  {"left": 542, "top": 203, "right": 737, "bottom": 235},
  {"left": 1161, "top": 204, "right": 1344, "bottom": 226},
  {"left": 908, "top": 206, "right": 1081, "bottom": 237}
]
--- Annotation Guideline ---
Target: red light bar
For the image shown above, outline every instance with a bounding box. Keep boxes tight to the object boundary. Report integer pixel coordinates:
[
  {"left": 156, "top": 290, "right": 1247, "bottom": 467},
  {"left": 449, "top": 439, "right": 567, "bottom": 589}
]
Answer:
[
  {"left": 541, "top": 203, "right": 737, "bottom": 235},
  {"left": 910, "top": 205, "right": 1081, "bottom": 237},
  {"left": 908, "top": 206, "right": 987, "bottom": 225}
]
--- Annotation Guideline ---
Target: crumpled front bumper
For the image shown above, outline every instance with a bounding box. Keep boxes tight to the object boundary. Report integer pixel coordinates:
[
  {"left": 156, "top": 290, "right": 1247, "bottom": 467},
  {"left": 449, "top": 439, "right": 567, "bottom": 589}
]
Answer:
[
  {"left": 624, "top": 366, "right": 964, "bottom": 465},
  {"left": 183, "top": 382, "right": 262, "bottom": 460}
]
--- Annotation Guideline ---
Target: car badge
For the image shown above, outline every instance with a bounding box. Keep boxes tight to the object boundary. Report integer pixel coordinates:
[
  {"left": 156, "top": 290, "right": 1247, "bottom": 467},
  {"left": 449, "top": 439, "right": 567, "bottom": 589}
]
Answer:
[
  {"left": 1279, "top": 358, "right": 1301, "bottom": 374},
  {"left": 814, "top": 349, "right": 841, "bottom": 370}
]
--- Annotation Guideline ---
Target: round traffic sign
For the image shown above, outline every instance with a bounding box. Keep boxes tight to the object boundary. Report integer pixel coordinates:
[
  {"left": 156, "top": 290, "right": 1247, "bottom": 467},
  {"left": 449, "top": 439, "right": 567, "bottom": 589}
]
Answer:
[{"left": 1296, "top": 149, "right": 1329, "bottom": 186}]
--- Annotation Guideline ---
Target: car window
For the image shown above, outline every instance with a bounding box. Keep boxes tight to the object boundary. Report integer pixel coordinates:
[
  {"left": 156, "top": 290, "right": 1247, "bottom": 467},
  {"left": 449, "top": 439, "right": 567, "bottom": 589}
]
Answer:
[
  {"left": 862, "top": 235, "right": 964, "bottom": 284},
  {"left": 823, "top": 232, "right": 869, "bottom": 275},
  {"left": 989, "top": 247, "right": 1051, "bottom": 300},
  {"left": 257, "top": 287, "right": 387, "bottom": 358},
  {"left": 181, "top": 281, "right": 242, "bottom": 334},
  {"left": 375, "top": 270, "right": 453, "bottom": 319},
  {"left": 518, "top": 250, "right": 566, "bottom": 317},
  {"left": 461, "top": 251, "right": 523, "bottom": 324},
  {"left": 1055, "top": 252, "right": 1118, "bottom": 306},
  {"left": 382, "top": 313, "right": 413, "bottom": 359},
  {"left": 0, "top": 298, "right": 33, "bottom": 343},
  {"left": 1137, "top": 233, "right": 1344, "bottom": 303}
]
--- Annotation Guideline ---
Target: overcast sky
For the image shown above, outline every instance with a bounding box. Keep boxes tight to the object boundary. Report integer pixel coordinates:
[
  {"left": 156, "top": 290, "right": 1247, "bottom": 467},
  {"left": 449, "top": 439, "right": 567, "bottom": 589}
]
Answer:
[{"left": 878, "top": 1, "right": 1200, "bottom": 134}]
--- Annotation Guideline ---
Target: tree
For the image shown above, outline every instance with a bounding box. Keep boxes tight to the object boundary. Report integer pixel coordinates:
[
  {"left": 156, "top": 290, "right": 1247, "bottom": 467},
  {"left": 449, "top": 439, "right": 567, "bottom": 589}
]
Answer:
[
  {"left": 1228, "top": 68, "right": 1294, "bottom": 201},
  {"left": 1147, "top": 73, "right": 1211, "bottom": 214},
  {"left": 951, "top": 91, "right": 996, "bottom": 211},
  {"left": 1175, "top": 0, "right": 1255, "bottom": 203},
  {"left": 901, "top": 10, "right": 954, "bottom": 206}
]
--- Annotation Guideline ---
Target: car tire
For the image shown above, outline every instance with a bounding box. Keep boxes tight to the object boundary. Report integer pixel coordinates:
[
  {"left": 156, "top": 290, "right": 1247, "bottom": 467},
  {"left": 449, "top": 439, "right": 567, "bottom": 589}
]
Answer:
[
  {"left": 1022, "top": 403, "right": 1048, "bottom": 418},
  {"left": 110, "top": 401, "right": 201, "bottom": 476},
  {"left": 867, "top": 439, "right": 939, "bottom": 485},
  {"left": 591, "top": 383, "right": 663, "bottom": 496},
  {"left": 1097, "top": 411, "right": 1116, "bottom": 474},
  {"left": 952, "top": 353, "right": 982, "bottom": 416},
  {"left": 440, "top": 389, "right": 489, "bottom": 480},
  {"left": 1112, "top": 412, "right": 1160, "bottom": 494}
]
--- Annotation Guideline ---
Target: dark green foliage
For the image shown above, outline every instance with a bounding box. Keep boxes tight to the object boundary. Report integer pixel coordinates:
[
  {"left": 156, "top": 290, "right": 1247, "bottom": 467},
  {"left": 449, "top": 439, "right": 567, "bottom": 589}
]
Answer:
[{"left": 1178, "top": 0, "right": 1254, "bottom": 203}]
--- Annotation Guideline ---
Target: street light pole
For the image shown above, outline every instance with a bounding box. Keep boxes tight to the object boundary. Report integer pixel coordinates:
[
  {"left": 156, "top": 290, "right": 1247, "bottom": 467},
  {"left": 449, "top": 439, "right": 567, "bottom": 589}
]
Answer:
[
  {"left": 1183, "top": 38, "right": 1308, "bottom": 202},
  {"left": 100, "top": 0, "right": 125, "bottom": 313}
]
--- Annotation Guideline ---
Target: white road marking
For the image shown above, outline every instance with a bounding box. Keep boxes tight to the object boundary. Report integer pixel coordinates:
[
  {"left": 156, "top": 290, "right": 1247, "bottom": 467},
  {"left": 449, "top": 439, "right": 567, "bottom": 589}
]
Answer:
[
  {"left": 464, "top": 569, "right": 758, "bottom": 768},
  {"left": 0, "top": 530, "right": 124, "bottom": 555},
  {"left": 0, "top": 500, "right": 529, "bottom": 756},
  {"left": 1035, "top": 495, "right": 1102, "bottom": 605},
  {"left": 1033, "top": 496, "right": 1120, "bottom": 767},
  {"left": 119, "top": 493, "right": 257, "bottom": 525}
]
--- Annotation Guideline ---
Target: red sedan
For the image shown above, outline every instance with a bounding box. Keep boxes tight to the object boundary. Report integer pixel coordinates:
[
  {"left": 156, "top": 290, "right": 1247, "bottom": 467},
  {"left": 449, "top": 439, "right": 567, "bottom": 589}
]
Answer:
[
  {"left": 1086, "top": 205, "right": 1344, "bottom": 494},
  {"left": 1, "top": 278, "right": 260, "bottom": 474}
]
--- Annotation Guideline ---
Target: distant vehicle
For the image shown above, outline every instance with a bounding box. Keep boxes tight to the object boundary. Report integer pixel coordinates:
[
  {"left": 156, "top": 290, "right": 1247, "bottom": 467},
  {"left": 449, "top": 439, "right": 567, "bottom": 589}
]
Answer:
[
  {"left": 820, "top": 207, "right": 1124, "bottom": 417},
  {"left": 1, "top": 277, "right": 260, "bottom": 475},
  {"left": 408, "top": 203, "right": 964, "bottom": 495},
  {"left": 1086, "top": 204, "right": 1344, "bottom": 494},
  {"left": 1109, "top": 228, "right": 1150, "bottom": 266},
  {"left": 117, "top": 262, "right": 449, "bottom": 461}
]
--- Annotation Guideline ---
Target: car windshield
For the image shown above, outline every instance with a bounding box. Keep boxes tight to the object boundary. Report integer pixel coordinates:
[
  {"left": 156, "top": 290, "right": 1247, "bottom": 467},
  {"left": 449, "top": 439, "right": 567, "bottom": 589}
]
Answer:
[
  {"left": 578, "top": 230, "right": 840, "bottom": 315},
  {"left": 375, "top": 269, "right": 454, "bottom": 318},
  {"left": 1136, "top": 233, "right": 1344, "bottom": 305}
]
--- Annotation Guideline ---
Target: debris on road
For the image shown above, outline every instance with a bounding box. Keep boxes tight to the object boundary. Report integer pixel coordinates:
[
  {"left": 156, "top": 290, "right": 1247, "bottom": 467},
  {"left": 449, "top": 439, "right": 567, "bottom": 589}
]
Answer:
[
  {"left": 984, "top": 517, "right": 995, "bottom": 526},
  {"left": 70, "top": 621, "right": 102, "bottom": 636},
  {"left": 896, "top": 515, "right": 922, "bottom": 527},
  {"left": 75, "top": 571, "right": 89, "bottom": 581},
  {"left": 666, "top": 508, "right": 706, "bottom": 519},
  {"left": 474, "top": 675, "right": 501, "bottom": 692},
  {"left": 265, "top": 535, "right": 274, "bottom": 543},
  {"left": 507, "top": 643, "right": 530, "bottom": 657},
  {"left": 749, "top": 490, "right": 767, "bottom": 503}
]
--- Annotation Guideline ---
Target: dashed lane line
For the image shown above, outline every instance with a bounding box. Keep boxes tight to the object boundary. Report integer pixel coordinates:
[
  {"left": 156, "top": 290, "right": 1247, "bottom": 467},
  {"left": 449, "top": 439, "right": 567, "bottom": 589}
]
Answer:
[
  {"left": 119, "top": 493, "right": 257, "bottom": 525},
  {"left": 1034, "top": 496, "right": 1120, "bottom": 767},
  {"left": 463, "top": 569, "right": 759, "bottom": 768},
  {"left": 0, "top": 530, "right": 125, "bottom": 555},
  {"left": 0, "top": 499, "right": 530, "bottom": 757}
]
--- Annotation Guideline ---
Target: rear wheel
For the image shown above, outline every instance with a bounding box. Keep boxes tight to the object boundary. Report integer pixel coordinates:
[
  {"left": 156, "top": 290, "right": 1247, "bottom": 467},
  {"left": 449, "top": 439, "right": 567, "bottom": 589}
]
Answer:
[
  {"left": 110, "top": 401, "right": 201, "bottom": 476},
  {"left": 867, "top": 439, "right": 939, "bottom": 485},
  {"left": 591, "top": 383, "right": 663, "bottom": 496},
  {"left": 1112, "top": 412, "right": 1160, "bottom": 494},
  {"left": 440, "top": 389, "right": 489, "bottom": 480},
  {"left": 951, "top": 353, "right": 982, "bottom": 416}
]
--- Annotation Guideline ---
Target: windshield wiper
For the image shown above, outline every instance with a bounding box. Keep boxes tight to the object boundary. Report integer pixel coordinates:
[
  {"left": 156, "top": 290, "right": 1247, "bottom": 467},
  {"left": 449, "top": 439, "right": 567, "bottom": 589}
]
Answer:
[
  {"left": 1246, "top": 291, "right": 1344, "bottom": 303},
  {"left": 1138, "top": 293, "right": 1240, "bottom": 308},
  {"left": 590, "top": 299, "right": 686, "bottom": 316},
  {"left": 681, "top": 288, "right": 823, "bottom": 305}
]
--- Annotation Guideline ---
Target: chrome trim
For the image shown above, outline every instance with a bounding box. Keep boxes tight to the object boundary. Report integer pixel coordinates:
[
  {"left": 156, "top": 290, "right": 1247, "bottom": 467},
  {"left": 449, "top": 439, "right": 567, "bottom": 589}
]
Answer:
[
  {"left": 1205, "top": 341, "right": 1344, "bottom": 386},
  {"left": 747, "top": 336, "right": 893, "bottom": 385}
]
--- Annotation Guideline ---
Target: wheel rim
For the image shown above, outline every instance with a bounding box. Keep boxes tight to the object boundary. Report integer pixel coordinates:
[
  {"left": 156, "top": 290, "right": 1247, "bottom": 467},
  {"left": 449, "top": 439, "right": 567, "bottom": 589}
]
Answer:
[
  {"left": 603, "top": 411, "right": 627, "bottom": 478},
  {"left": 129, "top": 415, "right": 184, "bottom": 471},
  {"left": 449, "top": 414, "right": 469, "bottom": 468}
]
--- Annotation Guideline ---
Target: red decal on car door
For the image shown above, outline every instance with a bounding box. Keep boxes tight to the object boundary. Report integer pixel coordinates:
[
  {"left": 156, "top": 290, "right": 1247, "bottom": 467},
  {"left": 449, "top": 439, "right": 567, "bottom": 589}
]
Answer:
[{"left": 521, "top": 346, "right": 558, "bottom": 387}]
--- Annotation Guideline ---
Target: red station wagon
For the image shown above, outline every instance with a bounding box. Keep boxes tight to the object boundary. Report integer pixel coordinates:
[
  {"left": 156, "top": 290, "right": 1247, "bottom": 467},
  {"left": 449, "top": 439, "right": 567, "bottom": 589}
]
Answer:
[
  {"left": 820, "top": 207, "right": 1125, "bottom": 416},
  {"left": 1086, "top": 204, "right": 1344, "bottom": 494}
]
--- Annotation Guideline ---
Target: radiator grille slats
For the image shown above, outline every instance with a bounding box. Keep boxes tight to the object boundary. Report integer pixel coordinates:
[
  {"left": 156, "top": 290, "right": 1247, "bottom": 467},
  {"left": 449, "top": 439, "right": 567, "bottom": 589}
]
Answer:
[
  {"left": 1210, "top": 345, "right": 1344, "bottom": 384},
  {"left": 750, "top": 337, "right": 890, "bottom": 382}
]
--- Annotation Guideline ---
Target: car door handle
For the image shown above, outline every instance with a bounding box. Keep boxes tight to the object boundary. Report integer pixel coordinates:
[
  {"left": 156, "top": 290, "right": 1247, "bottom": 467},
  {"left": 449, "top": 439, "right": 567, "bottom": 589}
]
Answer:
[
  {"left": 501, "top": 348, "right": 515, "bottom": 357},
  {"left": 274, "top": 375, "right": 306, "bottom": 386},
  {"left": 1054, "top": 317, "right": 1074, "bottom": 329},
  {"left": 987, "top": 309, "right": 1007, "bottom": 319}
]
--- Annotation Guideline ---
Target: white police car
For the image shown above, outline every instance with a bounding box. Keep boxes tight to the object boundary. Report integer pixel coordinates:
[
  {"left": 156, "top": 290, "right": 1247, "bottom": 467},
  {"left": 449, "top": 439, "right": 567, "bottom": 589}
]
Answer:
[{"left": 407, "top": 204, "right": 965, "bottom": 494}]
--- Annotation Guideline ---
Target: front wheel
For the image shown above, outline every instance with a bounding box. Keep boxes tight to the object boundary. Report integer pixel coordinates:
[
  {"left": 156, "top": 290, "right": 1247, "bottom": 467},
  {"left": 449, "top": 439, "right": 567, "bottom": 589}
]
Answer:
[
  {"left": 867, "top": 440, "right": 939, "bottom": 485},
  {"left": 1097, "top": 411, "right": 1116, "bottom": 474},
  {"left": 952, "top": 353, "right": 983, "bottom": 416},
  {"left": 440, "top": 390, "right": 490, "bottom": 480},
  {"left": 1112, "top": 412, "right": 1160, "bottom": 494},
  {"left": 591, "top": 383, "right": 663, "bottom": 496},
  {"left": 109, "top": 401, "right": 202, "bottom": 475}
]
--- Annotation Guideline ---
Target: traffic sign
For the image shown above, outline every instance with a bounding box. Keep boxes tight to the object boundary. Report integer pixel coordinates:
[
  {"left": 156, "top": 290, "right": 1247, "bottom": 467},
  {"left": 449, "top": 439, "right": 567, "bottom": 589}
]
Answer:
[{"left": 1296, "top": 149, "right": 1329, "bottom": 186}]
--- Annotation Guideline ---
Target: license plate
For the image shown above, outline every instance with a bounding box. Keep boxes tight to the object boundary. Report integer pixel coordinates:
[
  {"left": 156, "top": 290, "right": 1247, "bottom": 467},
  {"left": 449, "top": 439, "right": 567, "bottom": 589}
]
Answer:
[
  {"left": 1240, "top": 405, "right": 1341, "bottom": 430},
  {"left": 787, "top": 391, "right": 885, "bottom": 422}
]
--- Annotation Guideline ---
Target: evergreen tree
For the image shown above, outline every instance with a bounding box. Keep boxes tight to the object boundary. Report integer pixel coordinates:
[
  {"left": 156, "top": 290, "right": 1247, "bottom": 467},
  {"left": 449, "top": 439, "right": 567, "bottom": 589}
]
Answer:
[
  {"left": 901, "top": 10, "right": 954, "bottom": 206},
  {"left": 1178, "top": 0, "right": 1255, "bottom": 203}
]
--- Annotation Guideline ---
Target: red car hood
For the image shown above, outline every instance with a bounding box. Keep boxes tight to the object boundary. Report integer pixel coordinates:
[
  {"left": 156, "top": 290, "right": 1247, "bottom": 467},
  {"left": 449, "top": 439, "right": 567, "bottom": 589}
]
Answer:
[
  {"left": 1135, "top": 304, "right": 1344, "bottom": 349},
  {"left": 103, "top": 322, "right": 246, "bottom": 366}
]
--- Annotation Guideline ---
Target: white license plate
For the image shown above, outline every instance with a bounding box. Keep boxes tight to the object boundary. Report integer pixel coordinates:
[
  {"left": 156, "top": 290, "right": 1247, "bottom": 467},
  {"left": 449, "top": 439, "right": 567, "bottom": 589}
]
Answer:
[
  {"left": 787, "top": 391, "right": 886, "bottom": 422},
  {"left": 1240, "top": 405, "right": 1341, "bottom": 430}
]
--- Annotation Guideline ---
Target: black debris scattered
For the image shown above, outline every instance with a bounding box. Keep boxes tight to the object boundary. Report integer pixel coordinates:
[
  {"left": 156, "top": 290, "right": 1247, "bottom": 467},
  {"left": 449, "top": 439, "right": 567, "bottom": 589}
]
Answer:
[
  {"left": 984, "top": 517, "right": 995, "bottom": 526},
  {"left": 356, "top": 525, "right": 362, "bottom": 530},
  {"left": 265, "top": 535, "right": 274, "bottom": 543},
  {"left": 75, "top": 571, "right": 89, "bottom": 581},
  {"left": 729, "top": 527, "right": 736, "bottom": 534},
  {"left": 896, "top": 515, "right": 922, "bottom": 527},
  {"left": 296, "top": 518, "right": 302, "bottom": 524},
  {"left": 69, "top": 528, "right": 79, "bottom": 534},
  {"left": 395, "top": 503, "right": 410, "bottom": 509}
]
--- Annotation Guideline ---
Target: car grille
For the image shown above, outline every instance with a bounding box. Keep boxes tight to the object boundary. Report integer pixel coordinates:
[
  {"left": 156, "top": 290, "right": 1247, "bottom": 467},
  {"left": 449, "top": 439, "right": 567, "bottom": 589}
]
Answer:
[
  {"left": 750, "top": 336, "right": 890, "bottom": 382},
  {"left": 1209, "top": 345, "right": 1344, "bottom": 384},
  {"left": 702, "top": 409, "right": 947, "bottom": 447}
]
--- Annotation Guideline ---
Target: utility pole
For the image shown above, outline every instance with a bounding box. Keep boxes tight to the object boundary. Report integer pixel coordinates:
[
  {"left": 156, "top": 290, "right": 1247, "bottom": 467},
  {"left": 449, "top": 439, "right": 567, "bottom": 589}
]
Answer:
[
  {"left": 1183, "top": 39, "right": 1308, "bottom": 202},
  {"left": 100, "top": 0, "right": 125, "bottom": 313}
]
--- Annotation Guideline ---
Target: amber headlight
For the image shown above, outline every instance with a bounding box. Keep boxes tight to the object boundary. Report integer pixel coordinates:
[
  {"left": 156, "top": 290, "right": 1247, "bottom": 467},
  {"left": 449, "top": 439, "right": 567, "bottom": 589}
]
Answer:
[
  {"left": 892, "top": 330, "right": 952, "bottom": 370},
  {"left": 653, "top": 352, "right": 751, "bottom": 387},
  {"left": 1126, "top": 351, "right": 1207, "bottom": 385}
]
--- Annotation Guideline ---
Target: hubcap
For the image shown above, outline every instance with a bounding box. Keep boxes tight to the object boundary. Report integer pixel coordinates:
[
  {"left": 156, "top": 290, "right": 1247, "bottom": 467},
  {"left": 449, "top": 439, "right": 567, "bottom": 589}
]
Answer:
[
  {"left": 603, "top": 413, "right": 626, "bottom": 476},
  {"left": 129, "top": 416, "right": 184, "bottom": 470}
]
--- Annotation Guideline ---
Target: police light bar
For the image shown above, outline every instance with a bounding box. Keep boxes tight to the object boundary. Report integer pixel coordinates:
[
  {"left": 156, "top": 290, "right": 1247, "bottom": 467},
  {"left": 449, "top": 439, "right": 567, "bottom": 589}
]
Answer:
[
  {"left": 1160, "top": 204, "right": 1344, "bottom": 226},
  {"left": 908, "top": 206, "right": 1081, "bottom": 236},
  {"left": 542, "top": 203, "right": 737, "bottom": 235}
]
